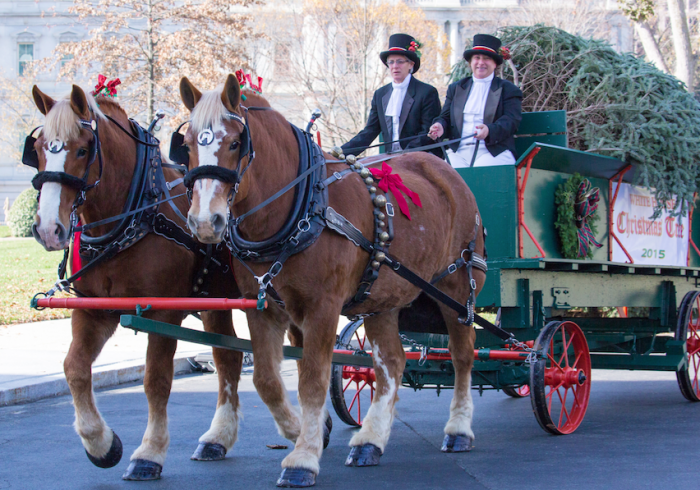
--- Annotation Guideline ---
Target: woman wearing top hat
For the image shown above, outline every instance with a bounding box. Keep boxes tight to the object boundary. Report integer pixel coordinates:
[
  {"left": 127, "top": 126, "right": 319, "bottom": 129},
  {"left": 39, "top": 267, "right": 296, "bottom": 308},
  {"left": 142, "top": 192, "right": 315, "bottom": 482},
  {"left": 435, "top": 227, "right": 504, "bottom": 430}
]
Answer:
[
  {"left": 428, "top": 34, "right": 522, "bottom": 167},
  {"left": 342, "top": 33, "right": 441, "bottom": 157}
]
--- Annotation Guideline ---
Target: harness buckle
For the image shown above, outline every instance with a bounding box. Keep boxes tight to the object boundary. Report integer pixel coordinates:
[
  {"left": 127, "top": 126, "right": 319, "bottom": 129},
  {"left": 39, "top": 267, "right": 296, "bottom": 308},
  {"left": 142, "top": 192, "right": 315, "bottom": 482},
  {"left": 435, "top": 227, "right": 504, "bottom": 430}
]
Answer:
[
  {"left": 385, "top": 202, "right": 395, "bottom": 217},
  {"left": 470, "top": 278, "right": 477, "bottom": 290},
  {"left": 333, "top": 171, "right": 343, "bottom": 181},
  {"left": 447, "top": 263, "right": 457, "bottom": 274},
  {"left": 269, "top": 261, "right": 283, "bottom": 277}
]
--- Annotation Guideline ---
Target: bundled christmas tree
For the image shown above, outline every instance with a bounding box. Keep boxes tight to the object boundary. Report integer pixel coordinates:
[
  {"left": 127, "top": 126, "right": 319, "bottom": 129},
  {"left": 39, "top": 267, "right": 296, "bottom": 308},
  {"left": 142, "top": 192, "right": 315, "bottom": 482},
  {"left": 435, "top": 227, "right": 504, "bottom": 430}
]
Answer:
[{"left": 452, "top": 25, "right": 700, "bottom": 216}]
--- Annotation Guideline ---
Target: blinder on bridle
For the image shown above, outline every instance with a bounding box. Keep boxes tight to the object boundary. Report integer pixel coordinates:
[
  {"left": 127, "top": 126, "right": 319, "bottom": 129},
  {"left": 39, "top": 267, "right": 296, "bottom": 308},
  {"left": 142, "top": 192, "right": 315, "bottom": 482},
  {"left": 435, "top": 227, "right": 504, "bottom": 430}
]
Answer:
[
  {"left": 173, "top": 110, "right": 253, "bottom": 192},
  {"left": 22, "top": 118, "right": 103, "bottom": 202}
]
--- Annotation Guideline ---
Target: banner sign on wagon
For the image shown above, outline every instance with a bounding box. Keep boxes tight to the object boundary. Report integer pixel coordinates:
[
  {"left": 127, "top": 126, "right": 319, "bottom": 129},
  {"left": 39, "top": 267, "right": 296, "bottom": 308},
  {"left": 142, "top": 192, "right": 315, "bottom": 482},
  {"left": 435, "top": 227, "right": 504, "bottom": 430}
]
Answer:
[{"left": 611, "top": 183, "right": 689, "bottom": 266}]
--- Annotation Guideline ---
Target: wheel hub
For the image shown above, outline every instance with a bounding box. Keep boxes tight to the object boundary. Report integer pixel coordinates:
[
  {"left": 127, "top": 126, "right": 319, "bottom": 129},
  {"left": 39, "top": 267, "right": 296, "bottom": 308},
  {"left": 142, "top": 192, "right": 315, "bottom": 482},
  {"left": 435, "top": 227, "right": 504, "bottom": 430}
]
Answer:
[
  {"left": 687, "top": 336, "right": 700, "bottom": 355},
  {"left": 545, "top": 367, "right": 586, "bottom": 389},
  {"left": 342, "top": 366, "right": 376, "bottom": 384}
]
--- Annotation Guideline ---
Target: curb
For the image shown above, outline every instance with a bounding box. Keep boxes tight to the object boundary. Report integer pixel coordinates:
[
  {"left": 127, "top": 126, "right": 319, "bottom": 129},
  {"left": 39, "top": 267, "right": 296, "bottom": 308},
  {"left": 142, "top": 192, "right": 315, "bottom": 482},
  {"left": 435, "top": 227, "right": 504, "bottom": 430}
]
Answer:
[{"left": 0, "top": 356, "right": 196, "bottom": 407}]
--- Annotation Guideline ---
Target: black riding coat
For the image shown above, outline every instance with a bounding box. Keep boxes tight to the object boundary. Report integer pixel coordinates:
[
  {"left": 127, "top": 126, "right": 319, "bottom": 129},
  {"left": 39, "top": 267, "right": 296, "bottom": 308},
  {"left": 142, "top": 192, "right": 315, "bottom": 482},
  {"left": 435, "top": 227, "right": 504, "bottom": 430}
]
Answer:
[
  {"left": 433, "top": 76, "right": 522, "bottom": 157},
  {"left": 342, "top": 76, "right": 441, "bottom": 157}
]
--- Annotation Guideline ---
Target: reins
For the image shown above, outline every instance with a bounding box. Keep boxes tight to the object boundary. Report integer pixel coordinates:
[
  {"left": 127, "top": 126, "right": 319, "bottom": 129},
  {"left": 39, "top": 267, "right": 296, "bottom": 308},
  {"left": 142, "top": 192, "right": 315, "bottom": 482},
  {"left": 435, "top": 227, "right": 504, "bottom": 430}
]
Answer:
[{"left": 339, "top": 132, "right": 478, "bottom": 157}]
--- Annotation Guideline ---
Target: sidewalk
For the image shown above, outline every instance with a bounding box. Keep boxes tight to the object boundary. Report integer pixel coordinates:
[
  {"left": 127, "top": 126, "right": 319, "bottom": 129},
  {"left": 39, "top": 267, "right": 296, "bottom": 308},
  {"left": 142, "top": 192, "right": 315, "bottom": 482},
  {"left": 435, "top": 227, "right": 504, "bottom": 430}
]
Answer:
[{"left": 0, "top": 310, "right": 252, "bottom": 406}]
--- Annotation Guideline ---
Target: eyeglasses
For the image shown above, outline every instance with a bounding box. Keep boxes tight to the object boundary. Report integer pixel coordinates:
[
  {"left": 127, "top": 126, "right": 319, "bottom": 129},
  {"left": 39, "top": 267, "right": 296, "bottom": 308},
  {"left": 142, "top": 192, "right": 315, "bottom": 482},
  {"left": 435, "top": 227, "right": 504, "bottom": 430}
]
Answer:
[{"left": 387, "top": 59, "right": 408, "bottom": 66}]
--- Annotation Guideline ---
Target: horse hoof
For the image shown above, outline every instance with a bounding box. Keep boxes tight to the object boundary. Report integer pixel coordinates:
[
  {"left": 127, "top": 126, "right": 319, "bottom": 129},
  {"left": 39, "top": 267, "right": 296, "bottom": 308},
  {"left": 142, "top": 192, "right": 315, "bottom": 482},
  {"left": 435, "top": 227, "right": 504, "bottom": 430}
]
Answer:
[
  {"left": 191, "top": 442, "right": 227, "bottom": 461},
  {"left": 322, "top": 414, "right": 333, "bottom": 449},
  {"left": 276, "top": 467, "right": 316, "bottom": 487},
  {"left": 122, "top": 459, "right": 163, "bottom": 481},
  {"left": 345, "top": 443, "right": 382, "bottom": 467},
  {"left": 441, "top": 434, "right": 473, "bottom": 453},
  {"left": 85, "top": 430, "right": 123, "bottom": 469}
]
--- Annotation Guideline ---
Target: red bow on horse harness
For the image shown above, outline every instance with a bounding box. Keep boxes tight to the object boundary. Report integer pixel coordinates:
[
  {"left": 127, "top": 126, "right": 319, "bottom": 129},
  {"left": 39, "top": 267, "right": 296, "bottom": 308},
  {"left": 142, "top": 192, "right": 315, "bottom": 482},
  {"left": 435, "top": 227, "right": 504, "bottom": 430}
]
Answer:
[
  {"left": 370, "top": 162, "right": 422, "bottom": 220},
  {"left": 91, "top": 74, "right": 121, "bottom": 97},
  {"left": 235, "top": 69, "right": 264, "bottom": 94}
]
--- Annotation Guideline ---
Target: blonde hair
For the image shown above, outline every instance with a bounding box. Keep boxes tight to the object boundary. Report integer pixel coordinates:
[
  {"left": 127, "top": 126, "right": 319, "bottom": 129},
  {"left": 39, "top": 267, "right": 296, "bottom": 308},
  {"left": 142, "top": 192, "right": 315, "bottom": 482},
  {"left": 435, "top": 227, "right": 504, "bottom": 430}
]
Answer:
[
  {"left": 43, "top": 90, "right": 106, "bottom": 142},
  {"left": 190, "top": 89, "right": 227, "bottom": 134}
]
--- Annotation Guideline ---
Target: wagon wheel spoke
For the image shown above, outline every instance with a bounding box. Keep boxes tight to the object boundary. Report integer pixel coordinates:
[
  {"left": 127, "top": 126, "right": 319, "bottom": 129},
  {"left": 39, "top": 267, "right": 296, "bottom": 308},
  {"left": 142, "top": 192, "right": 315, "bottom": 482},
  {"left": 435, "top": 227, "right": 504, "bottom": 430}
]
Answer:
[
  {"left": 342, "top": 377, "right": 354, "bottom": 394},
  {"left": 557, "top": 388, "right": 570, "bottom": 428},
  {"left": 561, "top": 328, "right": 572, "bottom": 369},
  {"left": 347, "top": 383, "right": 361, "bottom": 412}
]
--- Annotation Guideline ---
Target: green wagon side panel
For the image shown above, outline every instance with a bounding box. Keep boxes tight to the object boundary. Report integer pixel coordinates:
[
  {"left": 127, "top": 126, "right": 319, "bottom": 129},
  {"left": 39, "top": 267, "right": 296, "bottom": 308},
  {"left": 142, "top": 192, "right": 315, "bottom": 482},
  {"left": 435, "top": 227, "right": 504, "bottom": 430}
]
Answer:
[
  {"left": 456, "top": 166, "right": 517, "bottom": 260},
  {"left": 517, "top": 110, "right": 567, "bottom": 135}
]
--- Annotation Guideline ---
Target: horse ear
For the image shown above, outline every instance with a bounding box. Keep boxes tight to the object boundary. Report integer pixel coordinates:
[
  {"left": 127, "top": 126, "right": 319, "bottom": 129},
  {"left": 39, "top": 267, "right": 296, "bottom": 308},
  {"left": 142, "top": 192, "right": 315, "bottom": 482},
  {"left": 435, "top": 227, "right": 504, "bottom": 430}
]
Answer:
[
  {"left": 221, "top": 74, "right": 241, "bottom": 112},
  {"left": 180, "top": 77, "right": 202, "bottom": 111},
  {"left": 32, "top": 85, "right": 56, "bottom": 116},
  {"left": 69, "top": 85, "right": 90, "bottom": 119}
]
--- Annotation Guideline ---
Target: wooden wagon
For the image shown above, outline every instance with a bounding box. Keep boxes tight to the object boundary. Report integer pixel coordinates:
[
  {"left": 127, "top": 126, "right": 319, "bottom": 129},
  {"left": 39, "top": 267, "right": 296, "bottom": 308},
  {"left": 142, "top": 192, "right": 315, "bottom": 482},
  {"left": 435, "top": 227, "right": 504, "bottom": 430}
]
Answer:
[{"left": 328, "top": 110, "right": 700, "bottom": 434}]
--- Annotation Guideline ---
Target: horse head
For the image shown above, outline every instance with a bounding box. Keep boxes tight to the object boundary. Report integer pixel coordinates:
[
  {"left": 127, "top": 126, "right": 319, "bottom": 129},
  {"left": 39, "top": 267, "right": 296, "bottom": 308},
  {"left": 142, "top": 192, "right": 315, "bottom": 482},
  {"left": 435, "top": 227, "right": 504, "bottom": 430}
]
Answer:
[
  {"left": 29, "top": 85, "right": 104, "bottom": 251},
  {"left": 179, "top": 75, "right": 250, "bottom": 244}
]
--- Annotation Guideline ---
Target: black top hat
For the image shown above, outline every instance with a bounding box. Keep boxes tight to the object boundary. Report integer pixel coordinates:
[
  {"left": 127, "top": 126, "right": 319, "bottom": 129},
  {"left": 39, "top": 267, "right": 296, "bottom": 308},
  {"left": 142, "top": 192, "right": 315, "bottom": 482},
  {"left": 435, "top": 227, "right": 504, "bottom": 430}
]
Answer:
[
  {"left": 463, "top": 34, "right": 503, "bottom": 66},
  {"left": 380, "top": 33, "right": 421, "bottom": 74}
]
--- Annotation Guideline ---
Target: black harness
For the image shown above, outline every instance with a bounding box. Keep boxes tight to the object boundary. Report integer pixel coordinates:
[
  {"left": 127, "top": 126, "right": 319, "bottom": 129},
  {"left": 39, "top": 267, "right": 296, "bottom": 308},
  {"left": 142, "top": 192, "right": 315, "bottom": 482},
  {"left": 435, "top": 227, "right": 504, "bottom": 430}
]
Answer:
[
  {"left": 174, "top": 109, "right": 509, "bottom": 341},
  {"left": 24, "top": 114, "right": 223, "bottom": 299}
]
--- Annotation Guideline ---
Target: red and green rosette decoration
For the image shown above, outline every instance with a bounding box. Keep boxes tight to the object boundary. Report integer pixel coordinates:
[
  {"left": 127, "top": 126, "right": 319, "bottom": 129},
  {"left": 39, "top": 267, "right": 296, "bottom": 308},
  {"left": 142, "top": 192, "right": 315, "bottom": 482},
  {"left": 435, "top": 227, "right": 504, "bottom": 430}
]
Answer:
[
  {"left": 91, "top": 74, "right": 121, "bottom": 97},
  {"left": 407, "top": 39, "right": 422, "bottom": 58},
  {"left": 499, "top": 46, "right": 511, "bottom": 61}
]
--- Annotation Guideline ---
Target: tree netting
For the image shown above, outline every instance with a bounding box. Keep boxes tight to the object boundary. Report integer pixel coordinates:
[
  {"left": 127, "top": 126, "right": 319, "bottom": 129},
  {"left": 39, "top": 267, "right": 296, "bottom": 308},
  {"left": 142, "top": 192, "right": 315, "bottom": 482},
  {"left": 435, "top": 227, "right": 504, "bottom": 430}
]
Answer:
[{"left": 451, "top": 25, "right": 700, "bottom": 216}]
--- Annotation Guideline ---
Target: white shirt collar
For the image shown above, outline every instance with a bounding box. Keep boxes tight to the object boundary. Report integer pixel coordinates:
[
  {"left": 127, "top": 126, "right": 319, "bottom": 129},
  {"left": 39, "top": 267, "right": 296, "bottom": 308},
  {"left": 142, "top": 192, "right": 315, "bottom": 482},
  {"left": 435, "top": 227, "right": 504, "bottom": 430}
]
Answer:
[
  {"left": 473, "top": 72, "right": 494, "bottom": 84},
  {"left": 391, "top": 74, "right": 412, "bottom": 90}
]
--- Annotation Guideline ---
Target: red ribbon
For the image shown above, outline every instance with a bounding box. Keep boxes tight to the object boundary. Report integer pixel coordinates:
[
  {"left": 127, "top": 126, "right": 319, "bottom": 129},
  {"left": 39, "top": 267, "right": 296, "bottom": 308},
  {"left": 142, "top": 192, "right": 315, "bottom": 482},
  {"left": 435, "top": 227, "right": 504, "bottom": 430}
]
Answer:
[
  {"left": 235, "top": 69, "right": 246, "bottom": 88},
  {"left": 106, "top": 78, "right": 121, "bottom": 96},
  {"left": 235, "top": 70, "right": 264, "bottom": 93},
  {"left": 370, "top": 162, "right": 422, "bottom": 220},
  {"left": 91, "top": 74, "right": 120, "bottom": 96},
  {"left": 91, "top": 74, "right": 107, "bottom": 95},
  {"left": 244, "top": 73, "right": 264, "bottom": 93},
  {"left": 71, "top": 229, "right": 82, "bottom": 281}
]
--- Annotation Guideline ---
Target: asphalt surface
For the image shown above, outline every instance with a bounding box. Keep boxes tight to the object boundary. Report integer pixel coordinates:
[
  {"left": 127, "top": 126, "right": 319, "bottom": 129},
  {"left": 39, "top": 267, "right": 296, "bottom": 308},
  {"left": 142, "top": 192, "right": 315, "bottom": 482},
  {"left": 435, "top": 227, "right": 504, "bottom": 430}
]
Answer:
[{"left": 0, "top": 364, "right": 698, "bottom": 490}]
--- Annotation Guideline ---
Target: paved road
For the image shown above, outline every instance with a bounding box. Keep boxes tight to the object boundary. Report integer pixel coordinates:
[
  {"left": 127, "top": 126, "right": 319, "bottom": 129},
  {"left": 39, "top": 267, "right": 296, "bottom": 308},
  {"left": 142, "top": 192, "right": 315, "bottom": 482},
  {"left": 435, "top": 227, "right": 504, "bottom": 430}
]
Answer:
[{"left": 0, "top": 365, "right": 698, "bottom": 490}]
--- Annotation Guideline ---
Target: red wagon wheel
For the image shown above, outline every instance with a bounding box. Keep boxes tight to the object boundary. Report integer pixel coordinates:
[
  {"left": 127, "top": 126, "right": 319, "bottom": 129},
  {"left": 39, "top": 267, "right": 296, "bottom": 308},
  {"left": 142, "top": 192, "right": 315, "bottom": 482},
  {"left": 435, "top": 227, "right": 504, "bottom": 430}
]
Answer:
[
  {"left": 676, "top": 291, "right": 700, "bottom": 402},
  {"left": 530, "top": 321, "right": 591, "bottom": 435},
  {"left": 330, "top": 320, "right": 376, "bottom": 427}
]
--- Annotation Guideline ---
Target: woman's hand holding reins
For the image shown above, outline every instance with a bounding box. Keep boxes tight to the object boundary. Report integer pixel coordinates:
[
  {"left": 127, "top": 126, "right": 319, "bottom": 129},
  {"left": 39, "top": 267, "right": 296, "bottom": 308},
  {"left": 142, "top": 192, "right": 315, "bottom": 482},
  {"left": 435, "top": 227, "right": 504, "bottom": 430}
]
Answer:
[{"left": 428, "top": 122, "right": 444, "bottom": 140}]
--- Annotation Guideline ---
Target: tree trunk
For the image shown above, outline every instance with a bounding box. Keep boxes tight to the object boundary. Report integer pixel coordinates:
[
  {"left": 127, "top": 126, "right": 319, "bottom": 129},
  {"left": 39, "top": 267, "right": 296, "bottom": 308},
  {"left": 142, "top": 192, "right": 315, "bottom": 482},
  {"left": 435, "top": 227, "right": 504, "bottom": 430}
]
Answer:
[
  {"left": 667, "top": 0, "right": 694, "bottom": 92},
  {"left": 634, "top": 21, "right": 669, "bottom": 74}
]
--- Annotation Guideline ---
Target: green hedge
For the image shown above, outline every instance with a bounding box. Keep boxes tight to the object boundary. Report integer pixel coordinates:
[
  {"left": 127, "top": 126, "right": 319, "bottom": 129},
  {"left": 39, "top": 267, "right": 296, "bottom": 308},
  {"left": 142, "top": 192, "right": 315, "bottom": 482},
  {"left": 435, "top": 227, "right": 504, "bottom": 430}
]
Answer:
[{"left": 7, "top": 188, "right": 38, "bottom": 237}]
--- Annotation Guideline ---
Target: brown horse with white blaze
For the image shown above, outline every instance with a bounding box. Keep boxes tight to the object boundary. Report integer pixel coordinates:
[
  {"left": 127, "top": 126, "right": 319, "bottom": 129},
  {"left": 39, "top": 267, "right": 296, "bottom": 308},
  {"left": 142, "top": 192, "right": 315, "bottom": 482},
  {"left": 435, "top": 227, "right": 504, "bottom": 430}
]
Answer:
[
  {"left": 30, "top": 84, "right": 244, "bottom": 480},
  {"left": 180, "top": 74, "right": 485, "bottom": 487}
]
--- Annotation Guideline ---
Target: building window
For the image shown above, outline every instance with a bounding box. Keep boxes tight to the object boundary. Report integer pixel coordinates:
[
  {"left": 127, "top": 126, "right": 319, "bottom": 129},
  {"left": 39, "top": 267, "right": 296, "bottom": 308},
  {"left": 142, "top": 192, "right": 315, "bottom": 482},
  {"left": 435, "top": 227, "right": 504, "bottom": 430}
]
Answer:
[
  {"left": 346, "top": 41, "right": 361, "bottom": 74},
  {"left": 274, "top": 43, "right": 292, "bottom": 79},
  {"left": 18, "top": 43, "right": 34, "bottom": 77}
]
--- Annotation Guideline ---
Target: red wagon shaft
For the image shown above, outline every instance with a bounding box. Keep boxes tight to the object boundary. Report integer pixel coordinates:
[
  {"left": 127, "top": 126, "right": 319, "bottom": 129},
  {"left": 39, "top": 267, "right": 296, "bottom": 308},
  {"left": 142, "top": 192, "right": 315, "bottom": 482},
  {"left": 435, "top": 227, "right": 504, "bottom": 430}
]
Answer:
[{"left": 33, "top": 297, "right": 262, "bottom": 311}]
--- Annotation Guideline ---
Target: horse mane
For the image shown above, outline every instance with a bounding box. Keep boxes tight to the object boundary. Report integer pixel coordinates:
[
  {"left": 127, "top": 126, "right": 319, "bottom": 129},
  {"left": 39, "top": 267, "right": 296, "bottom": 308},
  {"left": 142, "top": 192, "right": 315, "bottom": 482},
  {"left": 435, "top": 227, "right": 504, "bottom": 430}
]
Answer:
[
  {"left": 190, "top": 89, "right": 273, "bottom": 134},
  {"left": 43, "top": 91, "right": 111, "bottom": 142}
]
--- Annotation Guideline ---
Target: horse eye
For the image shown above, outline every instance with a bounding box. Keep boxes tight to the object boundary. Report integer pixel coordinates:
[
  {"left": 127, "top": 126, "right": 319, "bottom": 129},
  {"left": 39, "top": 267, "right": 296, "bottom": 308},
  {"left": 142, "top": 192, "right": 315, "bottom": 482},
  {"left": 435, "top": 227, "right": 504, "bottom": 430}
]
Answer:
[
  {"left": 230, "top": 141, "right": 240, "bottom": 151},
  {"left": 76, "top": 148, "right": 88, "bottom": 158}
]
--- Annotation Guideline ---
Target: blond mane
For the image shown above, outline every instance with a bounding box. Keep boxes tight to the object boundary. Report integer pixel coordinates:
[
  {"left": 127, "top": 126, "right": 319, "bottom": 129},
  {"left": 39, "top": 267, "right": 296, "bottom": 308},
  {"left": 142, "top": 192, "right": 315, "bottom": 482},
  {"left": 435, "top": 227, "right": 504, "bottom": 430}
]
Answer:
[
  {"left": 190, "top": 90, "right": 228, "bottom": 134},
  {"left": 43, "top": 91, "right": 107, "bottom": 142}
]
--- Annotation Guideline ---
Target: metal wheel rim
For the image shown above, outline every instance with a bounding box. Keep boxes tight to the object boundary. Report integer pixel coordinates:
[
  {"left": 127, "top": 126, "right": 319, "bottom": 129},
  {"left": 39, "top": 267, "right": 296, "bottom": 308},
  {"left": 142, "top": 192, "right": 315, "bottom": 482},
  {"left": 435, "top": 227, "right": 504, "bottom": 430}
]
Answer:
[
  {"left": 676, "top": 291, "right": 700, "bottom": 402},
  {"left": 530, "top": 320, "right": 591, "bottom": 435}
]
